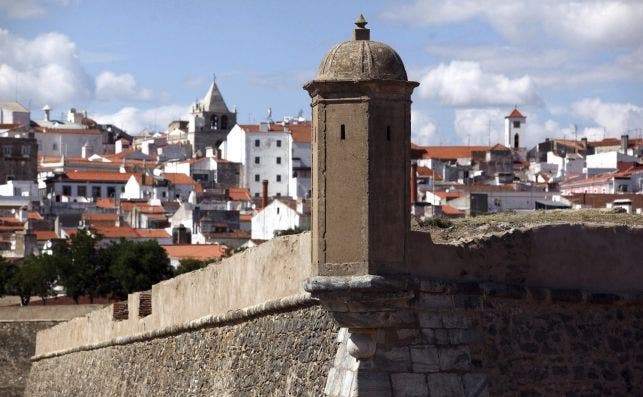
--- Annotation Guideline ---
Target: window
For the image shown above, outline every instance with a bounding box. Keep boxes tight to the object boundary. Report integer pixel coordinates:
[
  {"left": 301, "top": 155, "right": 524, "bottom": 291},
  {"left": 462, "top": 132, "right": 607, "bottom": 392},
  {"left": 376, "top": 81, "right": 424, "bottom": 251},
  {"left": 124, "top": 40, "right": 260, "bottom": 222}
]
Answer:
[
  {"left": 276, "top": 140, "right": 282, "bottom": 147},
  {"left": 276, "top": 174, "right": 282, "bottom": 182},
  {"left": 513, "top": 121, "right": 521, "bottom": 128},
  {"left": 162, "top": 191, "right": 167, "bottom": 198},
  {"left": 2, "top": 146, "right": 10, "bottom": 156},
  {"left": 21, "top": 146, "right": 30, "bottom": 157},
  {"left": 276, "top": 157, "right": 281, "bottom": 164},
  {"left": 254, "top": 139, "right": 260, "bottom": 147},
  {"left": 221, "top": 115, "right": 228, "bottom": 129},
  {"left": 210, "top": 115, "right": 219, "bottom": 129},
  {"left": 276, "top": 207, "right": 280, "bottom": 214},
  {"left": 254, "top": 174, "right": 260, "bottom": 182},
  {"left": 52, "top": 143, "right": 58, "bottom": 151},
  {"left": 386, "top": 126, "right": 391, "bottom": 141},
  {"left": 254, "top": 156, "right": 260, "bottom": 164},
  {"left": 107, "top": 186, "right": 116, "bottom": 198},
  {"left": 254, "top": 192, "right": 260, "bottom": 197},
  {"left": 92, "top": 186, "right": 101, "bottom": 198},
  {"left": 276, "top": 192, "right": 281, "bottom": 197},
  {"left": 340, "top": 124, "right": 346, "bottom": 140},
  {"left": 293, "top": 171, "right": 298, "bottom": 177},
  {"left": 62, "top": 185, "right": 72, "bottom": 196},
  {"left": 77, "top": 186, "right": 87, "bottom": 197}
]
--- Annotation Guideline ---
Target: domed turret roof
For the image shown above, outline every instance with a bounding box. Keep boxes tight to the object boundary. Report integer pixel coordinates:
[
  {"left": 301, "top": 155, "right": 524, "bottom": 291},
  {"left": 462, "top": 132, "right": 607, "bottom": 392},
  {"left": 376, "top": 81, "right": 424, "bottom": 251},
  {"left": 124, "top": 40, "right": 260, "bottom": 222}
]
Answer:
[{"left": 315, "top": 15, "right": 408, "bottom": 82}]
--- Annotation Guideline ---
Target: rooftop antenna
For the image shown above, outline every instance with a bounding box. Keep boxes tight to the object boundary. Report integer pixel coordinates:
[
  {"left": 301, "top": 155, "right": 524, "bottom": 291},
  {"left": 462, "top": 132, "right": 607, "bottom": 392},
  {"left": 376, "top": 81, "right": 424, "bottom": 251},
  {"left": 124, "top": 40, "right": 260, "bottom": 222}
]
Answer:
[{"left": 488, "top": 120, "right": 491, "bottom": 146}]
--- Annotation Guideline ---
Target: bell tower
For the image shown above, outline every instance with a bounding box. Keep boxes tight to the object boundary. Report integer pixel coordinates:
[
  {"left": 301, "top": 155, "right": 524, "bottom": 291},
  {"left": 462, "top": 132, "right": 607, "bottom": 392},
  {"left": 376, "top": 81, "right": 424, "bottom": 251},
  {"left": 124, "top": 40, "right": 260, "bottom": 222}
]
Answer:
[{"left": 304, "top": 16, "right": 419, "bottom": 276}]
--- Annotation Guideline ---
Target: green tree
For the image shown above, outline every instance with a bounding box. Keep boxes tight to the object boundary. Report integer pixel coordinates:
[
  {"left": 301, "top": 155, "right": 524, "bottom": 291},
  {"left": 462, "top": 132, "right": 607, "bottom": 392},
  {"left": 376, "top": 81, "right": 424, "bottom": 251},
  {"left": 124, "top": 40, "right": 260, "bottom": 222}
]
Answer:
[
  {"left": 175, "top": 258, "right": 209, "bottom": 275},
  {"left": 57, "top": 230, "right": 106, "bottom": 303},
  {"left": 0, "top": 258, "right": 17, "bottom": 297},
  {"left": 20, "top": 255, "right": 58, "bottom": 304},
  {"left": 108, "top": 239, "right": 173, "bottom": 300}
]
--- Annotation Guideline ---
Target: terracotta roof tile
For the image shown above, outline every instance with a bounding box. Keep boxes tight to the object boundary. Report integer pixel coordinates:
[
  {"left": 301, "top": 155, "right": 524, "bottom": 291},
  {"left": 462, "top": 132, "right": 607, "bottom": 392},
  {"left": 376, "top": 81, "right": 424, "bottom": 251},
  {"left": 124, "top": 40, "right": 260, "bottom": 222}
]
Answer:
[
  {"left": 35, "top": 127, "right": 104, "bottom": 135},
  {"left": 162, "top": 172, "right": 197, "bottom": 185},
  {"left": 82, "top": 213, "right": 118, "bottom": 221},
  {"left": 228, "top": 187, "right": 251, "bottom": 201},
  {"left": 413, "top": 145, "right": 491, "bottom": 160},
  {"left": 34, "top": 230, "right": 58, "bottom": 241},
  {"left": 135, "top": 229, "right": 170, "bottom": 238},
  {"left": 63, "top": 170, "right": 132, "bottom": 183},
  {"left": 416, "top": 166, "right": 443, "bottom": 181},
  {"left": 506, "top": 108, "right": 525, "bottom": 118},
  {"left": 441, "top": 204, "right": 465, "bottom": 215},
  {"left": 28, "top": 211, "right": 43, "bottom": 220},
  {"left": 92, "top": 225, "right": 139, "bottom": 238}
]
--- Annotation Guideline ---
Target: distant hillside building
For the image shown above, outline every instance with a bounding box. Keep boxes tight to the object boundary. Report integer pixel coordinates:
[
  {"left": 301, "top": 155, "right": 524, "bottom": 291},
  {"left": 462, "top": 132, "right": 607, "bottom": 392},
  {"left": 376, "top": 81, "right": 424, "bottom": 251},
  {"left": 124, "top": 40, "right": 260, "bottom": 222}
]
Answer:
[
  {"left": 188, "top": 77, "right": 236, "bottom": 156},
  {"left": 0, "top": 126, "right": 37, "bottom": 184},
  {"left": 0, "top": 102, "right": 30, "bottom": 127}
]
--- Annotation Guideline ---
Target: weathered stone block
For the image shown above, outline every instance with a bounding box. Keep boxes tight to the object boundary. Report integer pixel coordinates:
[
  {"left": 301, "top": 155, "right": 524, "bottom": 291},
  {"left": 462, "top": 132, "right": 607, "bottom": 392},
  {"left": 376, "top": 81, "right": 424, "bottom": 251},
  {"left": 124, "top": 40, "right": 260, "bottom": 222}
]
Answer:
[
  {"left": 462, "top": 373, "right": 488, "bottom": 397},
  {"left": 391, "top": 373, "right": 428, "bottom": 397},
  {"left": 350, "top": 371, "right": 392, "bottom": 396},
  {"left": 418, "top": 313, "right": 443, "bottom": 328},
  {"left": 410, "top": 346, "right": 440, "bottom": 373},
  {"left": 333, "top": 310, "right": 416, "bottom": 328},
  {"left": 415, "top": 294, "right": 454, "bottom": 310},
  {"left": 427, "top": 373, "right": 464, "bottom": 397},
  {"left": 442, "top": 315, "right": 471, "bottom": 329},
  {"left": 448, "top": 329, "right": 480, "bottom": 345},
  {"left": 439, "top": 347, "right": 471, "bottom": 371}
]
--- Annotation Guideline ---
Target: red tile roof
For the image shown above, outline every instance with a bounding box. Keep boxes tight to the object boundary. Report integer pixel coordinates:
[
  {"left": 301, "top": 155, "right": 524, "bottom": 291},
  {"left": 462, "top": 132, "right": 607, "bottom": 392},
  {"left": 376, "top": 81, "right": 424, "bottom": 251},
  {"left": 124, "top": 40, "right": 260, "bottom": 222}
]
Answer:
[
  {"left": 92, "top": 226, "right": 139, "bottom": 238},
  {"left": 435, "top": 191, "right": 464, "bottom": 200},
  {"left": 28, "top": 211, "right": 43, "bottom": 220},
  {"left": 441, "top": 204, "right": 465, "bottom": 215},
  {"left": 506, "top": 108, "right": 525, "bottom": 118},
  {"left": 82, "top": 213, "right": 118, "bottom": 221},
  {"left": 162, "top": 244, "right": 227, "bottom": 261},
  {"left": 96, "top": 198, "right": 117, "bottom": 209},
  {"left": 162, "top": 172, "right": 197, "bottom": 185},
  {"left": 413, "top": 145, "right": 491, "bottom": 160},
  {"left": 239, "top": 122, "right": 312, "bottom": 143},
  {"left": 34, "top": 230, "right": 58, "bottom": 241},
  {"left": 416, "top": 166, "right": 443, "bottom": 181},
  {"left": 63, "top": 170, "right": 132, "bottom": 183},
  {"left": 228, "top": 187, "right": 251, "bottom": 201},
  {"left": 239, "top": 213, "right": 253, "bottom": 222},
  {"left": 135, "top": 229, "right": 170, "bottom": 238}
]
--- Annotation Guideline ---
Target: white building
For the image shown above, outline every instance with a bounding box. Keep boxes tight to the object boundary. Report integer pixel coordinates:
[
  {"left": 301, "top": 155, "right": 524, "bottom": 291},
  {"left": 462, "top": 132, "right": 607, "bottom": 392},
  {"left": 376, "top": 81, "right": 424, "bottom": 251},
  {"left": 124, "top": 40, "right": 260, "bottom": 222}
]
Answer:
[
  {"left": 223, "top": 123, "right": 292, "bottom": 197},
  {"left": 0, "top": 102, "right": 30, "bottom": 127},
  {"left": 504, "top": 108, "right": 526, "bottom": 149},
  {"left": 585, "top": 151, "right": 638, "bottom": 172},
  {"left": 250, "top": 199, "right": 310, "bottom": 240}
]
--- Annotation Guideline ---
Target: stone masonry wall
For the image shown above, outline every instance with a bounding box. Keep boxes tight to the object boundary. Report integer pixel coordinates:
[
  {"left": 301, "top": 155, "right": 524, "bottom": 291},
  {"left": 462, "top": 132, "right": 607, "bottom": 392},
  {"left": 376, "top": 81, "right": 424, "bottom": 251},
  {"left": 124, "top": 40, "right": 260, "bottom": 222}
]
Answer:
[
  {"left": 471, "top": 297, "right": 643, "bottom": 396},
  {"left": 26, "top": 304, "right": 338, "bottom": 396},
  {"left": 306, "top": 275, "right": 643, "bottom": 396},
  {"left": 0, "top": 321, "right": 59, "bottom": 397}
]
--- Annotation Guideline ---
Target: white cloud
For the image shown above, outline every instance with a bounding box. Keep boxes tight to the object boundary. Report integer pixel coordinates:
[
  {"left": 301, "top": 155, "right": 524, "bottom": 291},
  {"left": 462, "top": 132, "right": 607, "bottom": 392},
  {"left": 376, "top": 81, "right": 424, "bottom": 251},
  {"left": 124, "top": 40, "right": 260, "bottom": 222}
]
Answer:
[
  {"left": 382, "top": 1, "right": 643, "bottom": 48},
  {"left": 0, "top": 0, "right": 45, "bottom": 18},
  {"left": 418, "top": 61, "right": 541, "bottom": 107},
  {"left": 0, "top": 29, "right": 93, "bottom": 106},
  {"left": 95, "top": 71, "right": 155, "bottom": 102},
  {"left": 572, "top": 98, "right": 643, "bottom": 136},
  {"left": 453, "top": 108, "right": 504, "bottom": 146},
  {"left": 93, "top": 104, "right": 190, "bottom": 135},
  {"left": 411, "top": 110, "right": 439, "bottom": 145}
]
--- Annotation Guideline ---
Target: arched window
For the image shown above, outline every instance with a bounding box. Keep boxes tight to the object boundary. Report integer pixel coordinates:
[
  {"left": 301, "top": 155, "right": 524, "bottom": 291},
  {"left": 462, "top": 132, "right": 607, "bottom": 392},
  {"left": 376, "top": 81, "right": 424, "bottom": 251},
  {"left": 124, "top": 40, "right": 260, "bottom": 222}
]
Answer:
[
  {"left": 210, "top": 115, "right": 219, "bottom": 129},
  {"left": 514, "top": 133, "right": 519, "bottom": 149},
  {"left": 220, "top": 115, "right": 228, "bottom": 129}
]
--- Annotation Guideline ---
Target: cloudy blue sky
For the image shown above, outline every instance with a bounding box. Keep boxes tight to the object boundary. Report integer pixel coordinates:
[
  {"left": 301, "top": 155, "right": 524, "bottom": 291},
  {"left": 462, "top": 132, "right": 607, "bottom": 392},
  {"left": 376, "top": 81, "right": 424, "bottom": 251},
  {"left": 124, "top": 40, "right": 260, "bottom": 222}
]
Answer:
[{"left": 1, "top": 0, "right": 642, "bottom": 147}]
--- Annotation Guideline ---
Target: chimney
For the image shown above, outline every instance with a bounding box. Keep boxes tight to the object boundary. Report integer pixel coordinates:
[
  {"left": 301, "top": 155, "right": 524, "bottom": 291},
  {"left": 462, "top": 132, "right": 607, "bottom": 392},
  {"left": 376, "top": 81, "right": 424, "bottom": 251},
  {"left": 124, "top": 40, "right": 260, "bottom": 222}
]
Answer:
[
  {"left": 261, "top": 179, "right": 269, "bottom": 208},
  {"left": 216, "top": 148, "right": 222, "bottom": 160},
  {"left": 54, "top": 216, "right": 61, "bottom": 238},
  {"left": 205, "top": 146, "right": 214, "bottom": 158},
  {"left": 621, "top": 134, "right": 629, "bottom": 153},
  {"left": 410, "top": 163, "right": 418, "bottom": 203},
  {"left": 81, "top": 142, "right": 93, "bottom": 159},
  {"left": 43, "top": 105, "right": 51, "bottom": 121},
  {"left": 173, "top": 225, "right": 191, "bottom": 244},
  {"left": 581, "top": 137, "right": 588, "bottom": 151}
]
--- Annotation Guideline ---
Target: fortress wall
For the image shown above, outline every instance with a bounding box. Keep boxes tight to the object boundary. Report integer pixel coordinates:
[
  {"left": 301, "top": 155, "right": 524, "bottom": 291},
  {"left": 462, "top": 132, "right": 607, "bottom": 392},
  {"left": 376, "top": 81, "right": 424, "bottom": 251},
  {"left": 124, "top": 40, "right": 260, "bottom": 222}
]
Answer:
[
  {"left": 407, "top": 224, "right": 643, "bottom": 293},
  {"left": 34, "top": 233, "right": 311, "bottom": 357},
  {"left": 26, "top": 303, "right": 339, "bottom": 396},
  {"left": 0, "top": 305, "right": 104, "bottom": 397}
]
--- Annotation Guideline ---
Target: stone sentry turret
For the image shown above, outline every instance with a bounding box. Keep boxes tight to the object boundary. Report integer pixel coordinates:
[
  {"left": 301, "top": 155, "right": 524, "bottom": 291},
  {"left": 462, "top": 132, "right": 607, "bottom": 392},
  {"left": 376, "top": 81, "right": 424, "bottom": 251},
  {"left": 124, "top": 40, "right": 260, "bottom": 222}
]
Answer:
[{"left": 304, "top": 15, "right": 418, "bottom": 277}]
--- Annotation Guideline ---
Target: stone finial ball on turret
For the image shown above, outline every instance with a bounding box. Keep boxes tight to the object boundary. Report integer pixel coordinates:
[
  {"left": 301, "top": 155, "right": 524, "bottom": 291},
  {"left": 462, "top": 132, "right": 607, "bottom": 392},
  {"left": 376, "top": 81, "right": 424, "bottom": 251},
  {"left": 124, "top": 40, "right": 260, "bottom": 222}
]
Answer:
[{"left": 314, "top": 15, "right": 409, "bottom": 82}]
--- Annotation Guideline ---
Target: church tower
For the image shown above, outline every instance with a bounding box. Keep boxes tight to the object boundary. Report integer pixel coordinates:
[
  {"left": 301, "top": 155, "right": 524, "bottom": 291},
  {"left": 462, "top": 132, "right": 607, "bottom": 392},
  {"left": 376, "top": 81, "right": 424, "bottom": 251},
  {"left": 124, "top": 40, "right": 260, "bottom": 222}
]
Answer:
[
  {"left": 504, "top": 107, "right": 526, "bottom": 149},
  {"left": 304, "top": 16, "right": 418, "bottom": 276},
  {"left": 188, "top": 76, "right": 237, "bottom": 156}
]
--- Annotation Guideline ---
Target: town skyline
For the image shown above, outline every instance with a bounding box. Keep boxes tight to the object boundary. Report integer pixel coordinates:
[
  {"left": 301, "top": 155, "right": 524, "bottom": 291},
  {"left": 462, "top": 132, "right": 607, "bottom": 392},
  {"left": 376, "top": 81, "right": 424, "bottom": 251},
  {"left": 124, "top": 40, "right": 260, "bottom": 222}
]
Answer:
[{"left": 1, "top": 0, "right": 642, "bottom": 147}]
